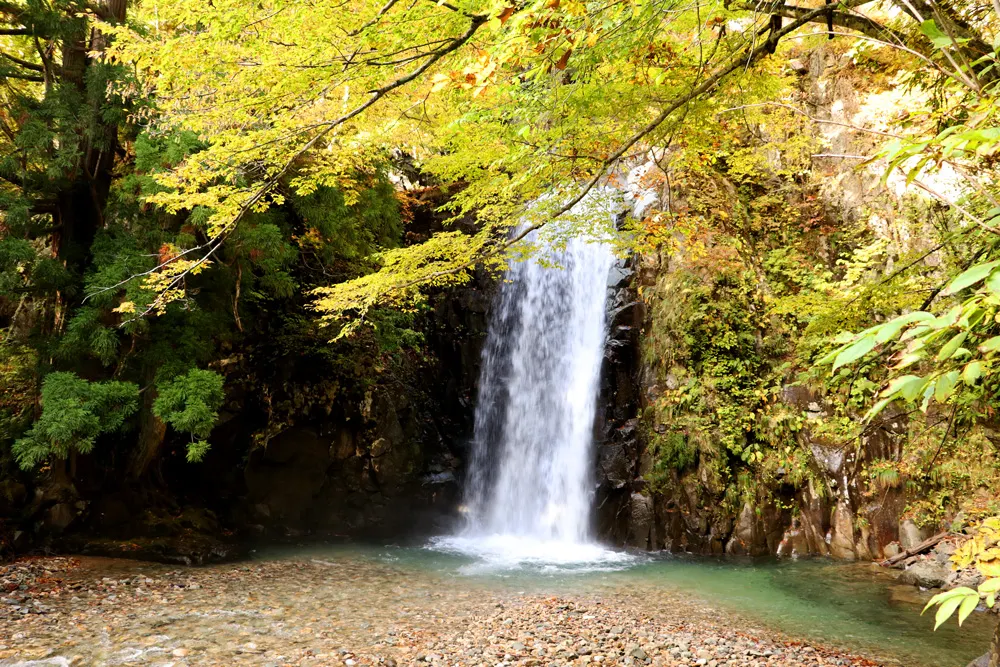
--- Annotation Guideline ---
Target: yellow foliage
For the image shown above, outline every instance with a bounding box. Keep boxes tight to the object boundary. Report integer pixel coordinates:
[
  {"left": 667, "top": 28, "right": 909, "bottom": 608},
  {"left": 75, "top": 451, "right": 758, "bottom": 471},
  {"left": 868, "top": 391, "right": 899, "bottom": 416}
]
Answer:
[{"left": 953, "top": 516, "right": 1000, "bottom": 578}]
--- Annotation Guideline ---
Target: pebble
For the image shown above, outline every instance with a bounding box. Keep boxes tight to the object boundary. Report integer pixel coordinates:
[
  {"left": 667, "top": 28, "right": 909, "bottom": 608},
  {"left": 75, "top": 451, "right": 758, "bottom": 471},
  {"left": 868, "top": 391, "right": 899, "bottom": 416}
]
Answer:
[{"left": 0, "top": 555, "right": 882, "bottom": 667}]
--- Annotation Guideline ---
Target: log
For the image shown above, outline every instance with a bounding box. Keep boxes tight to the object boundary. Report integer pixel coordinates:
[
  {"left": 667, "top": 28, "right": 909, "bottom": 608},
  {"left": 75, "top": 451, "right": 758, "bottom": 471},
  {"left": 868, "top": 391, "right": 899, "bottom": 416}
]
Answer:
[{"left": 879, "top": 531, "right": 952, "bottom": 567}]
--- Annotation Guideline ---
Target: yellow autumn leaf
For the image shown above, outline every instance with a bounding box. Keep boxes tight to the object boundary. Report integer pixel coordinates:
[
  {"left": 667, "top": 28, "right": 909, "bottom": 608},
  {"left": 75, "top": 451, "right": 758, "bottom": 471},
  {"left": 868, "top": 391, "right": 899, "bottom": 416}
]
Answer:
[{"left": 430, "top": 72, "right": 452, "bottom": 93}]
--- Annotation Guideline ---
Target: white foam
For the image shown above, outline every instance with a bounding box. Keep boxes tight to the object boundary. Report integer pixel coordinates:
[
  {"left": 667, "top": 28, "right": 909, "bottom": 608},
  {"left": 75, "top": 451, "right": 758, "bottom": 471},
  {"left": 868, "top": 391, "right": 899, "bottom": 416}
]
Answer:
[{"left": 428, "top": 534, "right": 634, "bottom": 574}]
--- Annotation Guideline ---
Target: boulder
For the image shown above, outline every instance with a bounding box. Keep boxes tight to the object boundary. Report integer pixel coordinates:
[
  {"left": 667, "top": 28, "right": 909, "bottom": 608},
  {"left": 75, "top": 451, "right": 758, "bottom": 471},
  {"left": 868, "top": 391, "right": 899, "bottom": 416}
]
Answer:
[
  {"left": 627, "top": 493, "right": 655, "bottom": 550},
  {"left": 899, "top": 519, "right": 932, "bottom": 551},
  {"left": 44, "top": 502, "right": 77, "bottom": 532},
  {"left": 776, "top": 520, "right": 810, "bottom": 558},
  {"left": 899, "top": 559, "right": 950, "bottom": 589},
  {"left": 726, "top": 503, "right": 756, "bottom": 556},
  {"left": 965, "top": 653, "right": 989, "bottom": 667},
  {"left": 828, "top": 503, "right": 856, "bottom": 560},
  {"left": 934, "top": 540, "right": 958, "bottom": 564},
  {"left": 946, "top": 567, "right": 985, "bottom": 590}
]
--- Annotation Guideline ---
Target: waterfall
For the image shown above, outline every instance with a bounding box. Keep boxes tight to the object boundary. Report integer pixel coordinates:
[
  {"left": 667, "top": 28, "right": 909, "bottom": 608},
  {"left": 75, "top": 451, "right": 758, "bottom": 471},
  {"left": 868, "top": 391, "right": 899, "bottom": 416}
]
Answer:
[
  {"left": 464, "top": 232, "right": 613, "bottom": 541},
  {"left": 432, "top": 196, "right": 630, "bottom": 568}
]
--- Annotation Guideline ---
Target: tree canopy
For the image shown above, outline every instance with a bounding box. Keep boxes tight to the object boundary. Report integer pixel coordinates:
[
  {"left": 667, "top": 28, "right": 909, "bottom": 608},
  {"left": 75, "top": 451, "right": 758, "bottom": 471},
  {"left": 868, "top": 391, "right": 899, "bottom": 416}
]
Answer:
[{"left": 4, "top": 0, "right": 1000, "bottom": 603}]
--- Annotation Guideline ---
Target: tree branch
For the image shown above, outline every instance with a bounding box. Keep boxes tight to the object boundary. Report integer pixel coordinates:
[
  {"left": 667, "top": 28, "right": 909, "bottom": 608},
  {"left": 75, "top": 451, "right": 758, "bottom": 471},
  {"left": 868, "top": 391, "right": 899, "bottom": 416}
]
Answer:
[
  {"left": 366, "top": 0, "right": 876, "bottom": 300},
  {"left": 1, "top": 51, "right": 44, "bottom": 72},
  {"left": 1, "top": 72, "right": 43, "bottom": 81},
  {"left": 738, "top": 2, "right": 906, "bottom": 43},
  {"left": 94, "top": 11, "right": 490, "bottom": 313}
]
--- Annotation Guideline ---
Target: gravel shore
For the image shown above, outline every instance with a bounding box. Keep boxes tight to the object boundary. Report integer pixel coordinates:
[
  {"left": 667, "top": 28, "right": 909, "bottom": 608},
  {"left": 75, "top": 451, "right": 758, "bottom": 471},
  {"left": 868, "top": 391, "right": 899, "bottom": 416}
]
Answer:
[{"left": 2, "top": 555, "right": 883, "bottom": 667}]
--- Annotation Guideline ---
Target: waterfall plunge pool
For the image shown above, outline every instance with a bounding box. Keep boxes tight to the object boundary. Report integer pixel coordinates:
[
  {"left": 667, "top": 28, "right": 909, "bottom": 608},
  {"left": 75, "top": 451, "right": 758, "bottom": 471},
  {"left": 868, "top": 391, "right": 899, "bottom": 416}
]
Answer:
[
  {"left": 1, "top": 542, "right": 994, "bottom": 667},
  {"left": 265, "top": 539, "right": 992, "bottom": 667}
]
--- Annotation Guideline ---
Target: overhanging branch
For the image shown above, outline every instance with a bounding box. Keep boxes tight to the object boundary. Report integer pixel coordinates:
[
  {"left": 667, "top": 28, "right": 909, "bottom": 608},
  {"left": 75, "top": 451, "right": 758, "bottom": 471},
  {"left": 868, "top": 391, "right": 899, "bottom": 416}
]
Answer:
[
  {"left": 1, "top": 51, "right": 44, "bottom": 72},
  {"left": 369, "top": 0, "right": 877, "bottom": 300},
  {"left": 92, "top": 9, "right": 490, "bottom": 313},
  {"left": 742, "top": 2, "right": 907, "bottom": 43}
]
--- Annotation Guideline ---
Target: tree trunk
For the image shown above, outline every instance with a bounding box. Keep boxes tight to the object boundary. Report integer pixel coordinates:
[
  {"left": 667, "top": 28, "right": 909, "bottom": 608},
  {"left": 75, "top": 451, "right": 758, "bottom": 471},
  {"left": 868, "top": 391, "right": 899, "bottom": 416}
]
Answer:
[
  {"left": 127, "top": 385, "right": 167, "bottom": 481},
  {"left": 52, "top": 0, "right": 128, "bottom": 275}
]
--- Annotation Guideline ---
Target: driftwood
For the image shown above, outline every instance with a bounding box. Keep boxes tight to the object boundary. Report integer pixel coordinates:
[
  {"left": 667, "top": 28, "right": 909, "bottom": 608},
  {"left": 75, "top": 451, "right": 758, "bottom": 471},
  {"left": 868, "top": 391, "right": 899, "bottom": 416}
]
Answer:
[{"left": 879, "top": 531, "right": 952, "bottom": 567}]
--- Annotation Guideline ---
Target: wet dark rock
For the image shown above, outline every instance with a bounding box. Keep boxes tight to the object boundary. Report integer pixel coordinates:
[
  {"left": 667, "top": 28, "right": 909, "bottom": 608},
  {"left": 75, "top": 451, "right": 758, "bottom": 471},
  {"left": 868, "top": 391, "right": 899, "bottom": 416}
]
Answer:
[
  {"left": 245, "top": 427, "right": 332, "bottom": 525},
  {"left": 85, "top": 538, "right": 238, "bottom": 565},
  {"left": 44, "top": 503, "right": 77, "bottom": 532},
  {"left": 422, "top": 471, "right": 456, "bottom": 486},
  {"left": 627, "top": 493, "right": 655, "bottom": 549}
]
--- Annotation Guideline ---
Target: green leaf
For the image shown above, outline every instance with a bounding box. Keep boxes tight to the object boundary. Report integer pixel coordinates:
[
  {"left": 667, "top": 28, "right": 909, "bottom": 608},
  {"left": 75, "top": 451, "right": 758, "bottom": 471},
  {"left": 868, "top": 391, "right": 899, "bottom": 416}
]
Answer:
[
  {"left": 864, "top": 397, "right": 893, "bottom": 421},
  {"left": 894, "top": 351, "right": 925, "bottom": 369},
  {"left": 981, "top": 336, "right": 1000, "bottom": 353},
  {"left": 921, "top": 382, "right": 935, "bottom": 413},
  {"left": 937, "top": 331, "right": 968, "bottom": 361},
  {"left": 985, "top": 269, "right": 1000, "bottom": 296},
  {"left": 934, "top": 370, "right": 960, "bottom": 403},
  {"left": 979, "top": 578, "right": 1000, "bottom": 594},
  {"left": 906, "top": 378, "right": 930, "bottom": 402},
  {"left": 942, "top": 261, "right": 1000, "bottom": 296},
  {"left": 924, "top": 587, "right": 975, "bottom": 614},
  {"left": 186, "top": 440, "right": 211, "bottom": 463},
  {"left": 957, "top": 593, "right": 979, "bottom": 626},
  {"left": 875, "top": 312, "right": 935, "bottom": 344},
  {"left": 934, "top": 594, "right": 965, "bottom": 629},
  {"left": 832, "top": 335, "right": 876, "bottom": 371},
  {"left": 901, "top": 325, "right": 931, "bottom": 342},
  {"left": 816, "top": 347, "right": 841, "bottom": 366},
  {"left": 962, "top": 361, "right": 983, "bottom": 385},
  {"left": 882, "top": 374, "right": 925, "bottom": 401}
]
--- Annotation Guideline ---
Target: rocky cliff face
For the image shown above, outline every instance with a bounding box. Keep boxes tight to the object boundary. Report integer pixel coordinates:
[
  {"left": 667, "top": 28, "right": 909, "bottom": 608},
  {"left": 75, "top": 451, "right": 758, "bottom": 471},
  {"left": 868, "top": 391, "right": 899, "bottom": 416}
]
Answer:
[
  {"left": 234, "top": 273, "right": 494, "bottom": 540},
  {"left": 595, "top": 255, "right": 920, "bottom": 560},
  {"left": 594, "top": 44, "right": 954, "bottom": 561}
]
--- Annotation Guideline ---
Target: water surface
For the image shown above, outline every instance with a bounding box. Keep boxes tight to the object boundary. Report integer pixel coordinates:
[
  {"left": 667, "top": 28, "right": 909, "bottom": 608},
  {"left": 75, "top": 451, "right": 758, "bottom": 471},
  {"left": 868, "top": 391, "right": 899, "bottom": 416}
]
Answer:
[
  {"left": 1, "top": 541, "right": 993, "bottom": 667},
  {"left": 288, "top": 541, "right": 992, "bottom": 667}
]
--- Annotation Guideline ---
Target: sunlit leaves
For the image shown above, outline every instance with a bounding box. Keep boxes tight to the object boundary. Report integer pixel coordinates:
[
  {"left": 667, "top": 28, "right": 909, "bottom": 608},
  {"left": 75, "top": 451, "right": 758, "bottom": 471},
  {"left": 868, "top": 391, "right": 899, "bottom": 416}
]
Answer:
[
  {"left": 821, "top": 257, "right": 1000, "bottom": 420},
  {"left": 924, "top": 518, "right": 1000, "bottom": 630},
  {"left": 942, "top": 261, "right": 1000, "bottom": 297}
]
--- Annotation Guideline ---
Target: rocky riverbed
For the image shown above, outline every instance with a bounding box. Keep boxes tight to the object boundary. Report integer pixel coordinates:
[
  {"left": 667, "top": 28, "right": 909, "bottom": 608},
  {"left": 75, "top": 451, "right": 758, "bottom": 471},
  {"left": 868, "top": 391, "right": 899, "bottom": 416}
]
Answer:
[{"left": 0, "top": 552, "right": 893, "bottom": 667}]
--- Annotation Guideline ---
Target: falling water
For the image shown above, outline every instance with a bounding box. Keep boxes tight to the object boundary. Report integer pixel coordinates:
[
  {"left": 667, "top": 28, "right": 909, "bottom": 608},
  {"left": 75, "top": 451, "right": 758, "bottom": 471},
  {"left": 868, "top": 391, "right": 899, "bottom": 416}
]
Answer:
[{"left": 433, "top": 200, "right": 629, "bottom": 568}]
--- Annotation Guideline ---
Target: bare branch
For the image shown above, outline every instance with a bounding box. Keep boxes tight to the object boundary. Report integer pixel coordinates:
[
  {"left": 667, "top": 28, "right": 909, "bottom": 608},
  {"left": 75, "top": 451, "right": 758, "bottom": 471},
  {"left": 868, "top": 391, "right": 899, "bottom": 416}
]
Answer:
[
  {"left": 734, "top": 1, "right": 905, "bottom": 43},
  {"left": 0, "top": 71, "right": 43, "bottom": 82}
]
